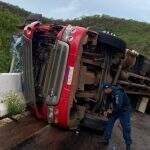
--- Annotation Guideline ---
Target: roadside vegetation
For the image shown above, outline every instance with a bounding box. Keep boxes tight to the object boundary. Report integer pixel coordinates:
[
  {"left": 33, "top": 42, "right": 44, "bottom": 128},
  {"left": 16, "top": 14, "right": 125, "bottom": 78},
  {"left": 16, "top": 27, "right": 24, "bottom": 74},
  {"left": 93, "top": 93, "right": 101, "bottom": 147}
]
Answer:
[
  {"left": 65, "top": 15, "right": 150, "bottom": 57},
  {"left": 0, "top": 1, "right": 29, "bottom": 72},
  {"left": 4, "top": 92, "right": 26, "bottom": 116},
  {"left": 0, "top": 1, "right": 150, "bottom": 72},
  {"left": 0, "top": 10, "right": 22, "bottom": 72}
]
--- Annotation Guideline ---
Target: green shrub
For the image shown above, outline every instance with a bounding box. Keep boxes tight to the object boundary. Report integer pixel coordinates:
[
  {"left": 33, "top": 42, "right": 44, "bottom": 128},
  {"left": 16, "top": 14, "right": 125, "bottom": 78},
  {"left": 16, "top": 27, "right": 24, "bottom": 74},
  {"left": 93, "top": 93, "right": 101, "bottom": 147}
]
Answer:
[
  {"left": 0, "top": 1, "right": 150, "bottom": 73},
  {"left": 4, "top": 92, "right": 26, "bottom": 115}
]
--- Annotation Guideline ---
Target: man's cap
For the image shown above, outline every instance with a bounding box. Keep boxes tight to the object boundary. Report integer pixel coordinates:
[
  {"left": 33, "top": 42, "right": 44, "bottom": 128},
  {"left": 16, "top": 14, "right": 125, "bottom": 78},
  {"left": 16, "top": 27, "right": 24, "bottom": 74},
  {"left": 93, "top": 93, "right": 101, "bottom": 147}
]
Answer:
[{"left": 101, "top": 82, "right": 112, "bottom": 89}]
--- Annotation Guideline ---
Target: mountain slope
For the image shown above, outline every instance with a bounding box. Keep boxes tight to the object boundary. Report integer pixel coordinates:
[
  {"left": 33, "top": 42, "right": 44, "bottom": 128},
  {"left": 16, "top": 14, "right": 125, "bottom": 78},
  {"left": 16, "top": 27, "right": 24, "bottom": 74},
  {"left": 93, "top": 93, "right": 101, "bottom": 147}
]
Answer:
[
  {"left": 0, "top": 1, "right": 30, "bottom": 72},
  {"left": 66, "top": 15, "right": 150, "bottom": 57},
  {"left": 0, "top": 9, "right": 21, "bottom": 72},
  {"left": 0, "top": 2, "right": 150, "bottom": 72}
]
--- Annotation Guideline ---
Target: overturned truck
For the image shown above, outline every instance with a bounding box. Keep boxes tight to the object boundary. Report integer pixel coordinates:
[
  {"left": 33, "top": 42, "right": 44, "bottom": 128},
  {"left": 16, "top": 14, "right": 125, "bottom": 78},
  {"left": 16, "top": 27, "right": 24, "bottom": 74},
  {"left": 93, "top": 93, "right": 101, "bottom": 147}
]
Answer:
[{"left": 20, "top": 21, "right": 150, "bottom": 129}]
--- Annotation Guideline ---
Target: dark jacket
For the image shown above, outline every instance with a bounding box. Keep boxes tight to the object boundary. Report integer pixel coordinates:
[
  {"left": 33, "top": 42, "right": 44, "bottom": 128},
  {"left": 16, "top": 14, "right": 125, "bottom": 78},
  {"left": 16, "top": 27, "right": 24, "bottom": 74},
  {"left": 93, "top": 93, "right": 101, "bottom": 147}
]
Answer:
[{"left": 106, "top": 85, "right": 131, "bottom": 113}]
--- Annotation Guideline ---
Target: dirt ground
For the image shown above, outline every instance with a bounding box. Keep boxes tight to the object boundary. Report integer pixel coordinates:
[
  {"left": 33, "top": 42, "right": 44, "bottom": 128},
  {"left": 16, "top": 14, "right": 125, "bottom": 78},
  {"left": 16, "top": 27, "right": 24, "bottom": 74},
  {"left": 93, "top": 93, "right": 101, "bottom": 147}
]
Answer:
[
  {"left": 1, "top": 112, "right": 147, "bottom": 150},
  {"left": 0, "top": 115, "right": 46, "bottom": 150}
]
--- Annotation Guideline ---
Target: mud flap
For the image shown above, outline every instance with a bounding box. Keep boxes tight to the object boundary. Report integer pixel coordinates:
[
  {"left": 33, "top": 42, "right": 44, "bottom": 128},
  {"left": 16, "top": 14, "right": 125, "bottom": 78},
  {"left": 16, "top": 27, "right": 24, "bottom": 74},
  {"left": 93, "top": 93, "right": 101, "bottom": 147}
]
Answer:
[{"left": 80, "top": 113, "right": 107, "bottom": 131}]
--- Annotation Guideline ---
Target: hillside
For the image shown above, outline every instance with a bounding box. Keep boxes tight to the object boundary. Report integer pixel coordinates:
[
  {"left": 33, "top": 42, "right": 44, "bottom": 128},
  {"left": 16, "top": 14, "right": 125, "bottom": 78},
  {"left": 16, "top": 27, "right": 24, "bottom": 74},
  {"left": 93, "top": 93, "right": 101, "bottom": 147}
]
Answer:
[
  {"left": 0, "top": 2, "right": 150, "bottom": 72},
  {"left": 0, "top": 1, "right": 30, "bottom": 72},
  {"left": 65, "top": 15, "right": 150, "bottom": 57}
]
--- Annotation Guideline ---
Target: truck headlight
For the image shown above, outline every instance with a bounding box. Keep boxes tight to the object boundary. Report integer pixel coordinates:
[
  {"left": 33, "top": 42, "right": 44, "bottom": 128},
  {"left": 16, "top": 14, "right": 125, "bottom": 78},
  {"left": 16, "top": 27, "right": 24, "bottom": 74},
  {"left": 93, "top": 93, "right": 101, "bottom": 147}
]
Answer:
[
  {"left": 48, "top": 106, "right": 54, "bottom": 123},
  {"left": 62, "top": 25, "right": 75, "bottom": 42}
]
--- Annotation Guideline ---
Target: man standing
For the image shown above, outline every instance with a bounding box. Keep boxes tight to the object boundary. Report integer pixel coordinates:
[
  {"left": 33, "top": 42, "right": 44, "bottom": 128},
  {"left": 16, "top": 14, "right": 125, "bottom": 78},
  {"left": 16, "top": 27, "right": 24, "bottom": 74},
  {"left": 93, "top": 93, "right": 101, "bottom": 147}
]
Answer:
[{"left": 101, "top": 83, "right": 132, "bottom": 150}]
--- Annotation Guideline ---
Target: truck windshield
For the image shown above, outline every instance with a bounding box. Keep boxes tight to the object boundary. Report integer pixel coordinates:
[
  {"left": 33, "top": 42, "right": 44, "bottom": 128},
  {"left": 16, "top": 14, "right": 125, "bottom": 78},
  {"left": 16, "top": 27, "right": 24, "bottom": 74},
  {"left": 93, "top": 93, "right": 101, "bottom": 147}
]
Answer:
[
  {"left": 10, "top": 35, "right": 23, "bottom": 73},
  {"left": 46, "top": 40, "right": 69, "bottom": 105}
]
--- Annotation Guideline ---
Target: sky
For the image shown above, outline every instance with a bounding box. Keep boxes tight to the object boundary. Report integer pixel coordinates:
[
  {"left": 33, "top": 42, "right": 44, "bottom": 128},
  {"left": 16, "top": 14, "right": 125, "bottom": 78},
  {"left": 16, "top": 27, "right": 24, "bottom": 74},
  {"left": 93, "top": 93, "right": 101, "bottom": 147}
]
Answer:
[{"left": 1, "top": 0, "right": 150, "bottom": 23}]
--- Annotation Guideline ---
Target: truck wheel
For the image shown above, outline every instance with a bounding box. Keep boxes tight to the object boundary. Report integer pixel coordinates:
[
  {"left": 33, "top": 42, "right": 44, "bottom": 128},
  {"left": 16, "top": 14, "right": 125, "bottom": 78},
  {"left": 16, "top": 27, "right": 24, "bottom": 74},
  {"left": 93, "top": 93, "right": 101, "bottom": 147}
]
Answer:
[{"left": 98, "top": 32, "right": 126, "bottom": 52}]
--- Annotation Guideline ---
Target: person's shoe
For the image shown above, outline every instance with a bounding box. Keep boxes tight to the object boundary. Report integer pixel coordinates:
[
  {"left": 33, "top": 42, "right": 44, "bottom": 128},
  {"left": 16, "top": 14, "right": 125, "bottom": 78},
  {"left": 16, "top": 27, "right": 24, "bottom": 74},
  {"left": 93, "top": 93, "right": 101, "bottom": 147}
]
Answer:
[{"left": 126, "top": 144, "right": 131, "bottom": 150}]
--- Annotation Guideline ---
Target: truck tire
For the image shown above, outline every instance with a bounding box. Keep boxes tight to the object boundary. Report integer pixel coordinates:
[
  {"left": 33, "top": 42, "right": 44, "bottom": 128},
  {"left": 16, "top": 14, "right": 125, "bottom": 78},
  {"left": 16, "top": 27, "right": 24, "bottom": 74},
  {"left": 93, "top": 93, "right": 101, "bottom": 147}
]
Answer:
[{"left": 98, "top": 32, "right": 126, "bottom": 52}]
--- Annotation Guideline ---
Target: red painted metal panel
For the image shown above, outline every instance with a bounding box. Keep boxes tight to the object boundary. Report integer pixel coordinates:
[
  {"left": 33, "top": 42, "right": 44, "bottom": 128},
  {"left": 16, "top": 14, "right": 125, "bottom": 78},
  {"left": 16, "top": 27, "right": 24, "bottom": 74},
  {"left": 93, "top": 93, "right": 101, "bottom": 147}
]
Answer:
[{"left": 23, "top": 23, "right": 87, "bottom": 126}]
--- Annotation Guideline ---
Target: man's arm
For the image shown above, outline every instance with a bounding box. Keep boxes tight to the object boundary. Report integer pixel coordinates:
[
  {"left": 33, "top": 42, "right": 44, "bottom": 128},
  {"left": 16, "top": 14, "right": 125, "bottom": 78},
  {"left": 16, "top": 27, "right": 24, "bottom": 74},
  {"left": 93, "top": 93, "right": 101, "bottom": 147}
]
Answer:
[
  {"left": 105, "top": 96, "right": 111, "bottom": 109},
  {"left": 103, "top": 96, "right": 113, "bottom": 117}
]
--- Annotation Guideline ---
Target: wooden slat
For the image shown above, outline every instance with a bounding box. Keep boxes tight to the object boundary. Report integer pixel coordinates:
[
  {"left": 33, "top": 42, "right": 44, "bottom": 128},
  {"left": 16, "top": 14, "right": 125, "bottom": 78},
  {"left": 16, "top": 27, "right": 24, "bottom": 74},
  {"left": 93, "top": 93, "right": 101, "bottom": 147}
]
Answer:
[
  {"left": 136, "top": 97, "right": 149, "bottom": 113},
  {"left": 84, "top": 72, "right": 96, "bottom": 85},
  {"left": 128, "top": 72, "right": 150, "bottom": 82},
  {"left": 76, "top": 91, "right": 96, "bottom": 98},
  {"left": 78, "top": 66, "right": 86, "bottom": 91},
  {"left": 125, "top": 91, "right": 150, "bottom": 96},
  {"left": 118, "top": 80, "right": 150, "bottom": 90},
  {"left": 82, "top": 58, "right": 101, "bottom": 66}
]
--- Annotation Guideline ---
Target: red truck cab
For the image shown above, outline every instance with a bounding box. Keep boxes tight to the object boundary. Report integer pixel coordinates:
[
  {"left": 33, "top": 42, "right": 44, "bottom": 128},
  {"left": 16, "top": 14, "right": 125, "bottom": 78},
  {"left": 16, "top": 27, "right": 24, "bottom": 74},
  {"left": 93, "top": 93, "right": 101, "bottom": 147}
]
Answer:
[{"left": 23, "top": 22, "right": 88, "bottom": 128}]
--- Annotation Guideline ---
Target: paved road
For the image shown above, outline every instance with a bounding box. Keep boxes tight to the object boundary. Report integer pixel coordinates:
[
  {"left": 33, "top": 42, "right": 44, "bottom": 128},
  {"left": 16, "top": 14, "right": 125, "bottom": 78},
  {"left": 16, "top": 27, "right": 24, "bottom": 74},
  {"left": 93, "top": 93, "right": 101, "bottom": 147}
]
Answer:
[
  {"left": 0, "top": 115, "right": 47, "bottom": 150},
  {"left": 0, "top": 112, "right": 149, "bottom": 150},
  {"left": 11, "top": 112, "right": 150, "bottom": 150}
]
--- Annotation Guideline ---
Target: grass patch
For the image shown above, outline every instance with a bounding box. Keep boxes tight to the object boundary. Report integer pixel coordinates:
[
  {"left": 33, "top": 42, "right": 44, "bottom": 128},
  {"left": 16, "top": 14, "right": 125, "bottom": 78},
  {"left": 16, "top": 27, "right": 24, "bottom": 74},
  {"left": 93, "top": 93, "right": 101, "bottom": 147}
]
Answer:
[{"left": 4, "top": 92, "right": 26, "bottom": 116}]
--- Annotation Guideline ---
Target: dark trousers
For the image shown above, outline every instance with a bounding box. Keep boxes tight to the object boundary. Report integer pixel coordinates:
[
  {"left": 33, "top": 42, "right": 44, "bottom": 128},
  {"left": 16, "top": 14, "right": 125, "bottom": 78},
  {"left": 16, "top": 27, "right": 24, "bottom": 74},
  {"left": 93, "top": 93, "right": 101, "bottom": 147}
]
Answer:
[{"left": 104, "top": 111, "right": 132, "bottom": 145}]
